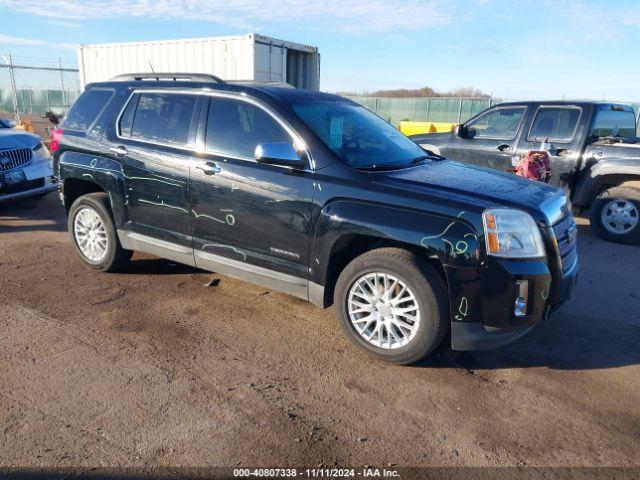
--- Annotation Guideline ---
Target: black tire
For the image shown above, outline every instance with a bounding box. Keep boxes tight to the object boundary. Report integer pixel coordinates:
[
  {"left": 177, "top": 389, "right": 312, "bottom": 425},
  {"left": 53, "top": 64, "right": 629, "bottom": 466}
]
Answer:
[
  {"left": 590, "top": 186, "right": 640, "bottom": 245},
  {"left": 334, "top": 248, "right": 449, "bottom": 365},
  {"left": 68, "top": 192, "right": 132, "bottom": 272}
]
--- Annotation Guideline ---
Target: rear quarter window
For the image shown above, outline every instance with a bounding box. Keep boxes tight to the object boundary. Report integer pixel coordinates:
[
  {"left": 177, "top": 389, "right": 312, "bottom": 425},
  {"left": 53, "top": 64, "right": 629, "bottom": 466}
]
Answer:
[{"left": 63, "top": 88, "right": 114, "bottom": 132}]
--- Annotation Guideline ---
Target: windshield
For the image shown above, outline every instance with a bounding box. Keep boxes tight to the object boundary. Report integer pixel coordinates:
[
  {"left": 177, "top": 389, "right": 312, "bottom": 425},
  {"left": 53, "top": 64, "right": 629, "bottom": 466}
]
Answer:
[
  {"left": 590, "top": 107, "right": 637, "bottom": 139},
  {"left": 0, "top": 119, "right": 10, "bottom": 128},
  {"left": 292, "top": 101, "right": 427, "bottom": 169}
]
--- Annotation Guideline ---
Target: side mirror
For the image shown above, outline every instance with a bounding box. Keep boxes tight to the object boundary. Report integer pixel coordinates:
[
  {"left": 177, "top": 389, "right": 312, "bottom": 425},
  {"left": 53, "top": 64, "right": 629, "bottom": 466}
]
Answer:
[
  {"left": 254, "top": 142, "right": 303, "bottom": 167},
  {"left": 454, "top": 124, "right": 466, "bottom": 138}
]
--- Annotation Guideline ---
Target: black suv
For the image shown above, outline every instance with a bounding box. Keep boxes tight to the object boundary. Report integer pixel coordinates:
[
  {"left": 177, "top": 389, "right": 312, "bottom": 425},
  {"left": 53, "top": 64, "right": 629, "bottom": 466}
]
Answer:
[{"left": 54, "top": 74, "right": 578, "bottom": 364}]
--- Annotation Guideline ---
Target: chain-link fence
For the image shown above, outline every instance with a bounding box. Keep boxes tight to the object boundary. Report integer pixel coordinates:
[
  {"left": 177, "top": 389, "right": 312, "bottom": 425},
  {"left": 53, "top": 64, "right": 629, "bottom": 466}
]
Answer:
[
  {"left": 1, "top": 52, "right": 638, "bottom": 136},
  {"left": 348, "top": 96, "right": 640, "bottom": 136},
  {"left": 0, "top": 54, "right": 81, "bottom": 120},
  {"left": 346, "top": 96, "right": 497, "bottom": 126}
]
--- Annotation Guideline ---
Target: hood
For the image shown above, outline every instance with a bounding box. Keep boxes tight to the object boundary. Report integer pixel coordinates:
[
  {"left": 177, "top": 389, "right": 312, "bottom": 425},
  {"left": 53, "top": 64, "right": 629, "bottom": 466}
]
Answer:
[
  {"left": 373, "top": 159, "right": 564, "bottom": 218},
  {"left": 0, "top": 129, "right": 40, "bottom": 149}
]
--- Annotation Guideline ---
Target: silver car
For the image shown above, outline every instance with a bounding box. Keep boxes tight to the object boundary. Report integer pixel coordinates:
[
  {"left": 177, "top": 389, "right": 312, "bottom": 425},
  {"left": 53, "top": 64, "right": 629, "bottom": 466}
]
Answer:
[{"left": 0, "top": 118, "right": 59, "bottom": 203}]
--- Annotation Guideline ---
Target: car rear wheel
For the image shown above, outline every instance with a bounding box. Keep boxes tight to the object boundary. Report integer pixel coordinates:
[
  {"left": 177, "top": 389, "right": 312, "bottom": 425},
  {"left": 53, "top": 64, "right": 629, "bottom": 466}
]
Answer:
[
  {"left": 334, "top": 248, "right": 448, "bottom": 364},
  {"left": 68, "top": 192, "right": 132, "bottom": 271},
  {"left": 590, "top": 186, "right": 640, "bottom": 245}
]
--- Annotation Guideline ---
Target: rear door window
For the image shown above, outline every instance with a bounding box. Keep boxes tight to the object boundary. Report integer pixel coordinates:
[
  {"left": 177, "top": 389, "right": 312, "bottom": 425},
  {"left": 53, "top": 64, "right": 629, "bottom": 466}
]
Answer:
[
  {"left": 528, "top": 107, "right": 581, "bottom": 142},
  {"left": 205, "top": 97, "right": 291, "bottom": 159},
  {"left": 63, "top": 88, "right": 114, "bottom": 131},
  {"left": 466, "top": 107, "right": 526, "bottom": 140},
  {"left": 130, "top": 93, "right": 198, "bottom": 146}
]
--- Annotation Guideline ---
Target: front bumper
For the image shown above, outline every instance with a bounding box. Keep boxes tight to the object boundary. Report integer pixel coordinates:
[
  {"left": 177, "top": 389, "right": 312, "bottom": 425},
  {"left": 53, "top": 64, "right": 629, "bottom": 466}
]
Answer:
[
  {"left": 0, "top": 159, "right": 59, "bottom": 202},
  {"left": 450, "top": 255, "right": 579, "bottom": 351}
]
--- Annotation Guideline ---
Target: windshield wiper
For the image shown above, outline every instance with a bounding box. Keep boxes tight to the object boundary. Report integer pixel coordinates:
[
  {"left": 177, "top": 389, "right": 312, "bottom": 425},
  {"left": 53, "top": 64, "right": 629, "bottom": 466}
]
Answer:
[
  {"left": 413, "top": 152, "right": 445, "bottom": 163},
  {"left": 355, "top": 154, "right": 442, "bottom": 171},
  {"left": 355, "top": 164, "right": 405, "bottom": 171}
]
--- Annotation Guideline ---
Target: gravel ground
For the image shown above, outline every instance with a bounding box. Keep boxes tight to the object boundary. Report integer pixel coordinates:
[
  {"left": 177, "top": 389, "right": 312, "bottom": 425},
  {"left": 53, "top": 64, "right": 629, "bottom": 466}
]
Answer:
[{"left": 0, "top": 193, "right": 638, "bottom": 474}]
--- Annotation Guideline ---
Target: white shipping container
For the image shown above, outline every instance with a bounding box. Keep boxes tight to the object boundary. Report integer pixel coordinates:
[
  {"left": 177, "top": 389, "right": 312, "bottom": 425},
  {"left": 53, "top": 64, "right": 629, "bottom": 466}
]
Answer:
[{"left": 77, "top": 33, "right": 320, "bottom": 90}]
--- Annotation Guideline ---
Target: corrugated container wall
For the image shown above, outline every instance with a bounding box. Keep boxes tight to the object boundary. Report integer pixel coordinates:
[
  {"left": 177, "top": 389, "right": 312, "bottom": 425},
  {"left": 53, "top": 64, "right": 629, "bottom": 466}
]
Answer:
[{"left": 77, "top": 33, "right": 320, "bottom": 91}]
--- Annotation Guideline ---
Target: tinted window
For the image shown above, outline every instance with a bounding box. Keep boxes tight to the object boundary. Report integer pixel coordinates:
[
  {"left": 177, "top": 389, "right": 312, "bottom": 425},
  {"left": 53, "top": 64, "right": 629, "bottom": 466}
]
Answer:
[
  {"left": 590, "top": 107, "right": 637, "bottom": 139},
  {"left": 63, "top": 89, "right": 114, "bottom": 131},
  {"left": 119, "top": 94, "right": 139, "bottom": 138},
  {"left": 467, "top": 107, "right": 526, "bottom": 139},
  {"left": 131, "top": 93, "right": 197, "bottom": 146},
  {"left": 293, "top": 101, "right": 426, "bottom": 168},
  {"left": 205, "top": 97, "right": 291, "bottom": 158},
  {"left": 529, "top": 107, "right": 581, "bottom": 142}
]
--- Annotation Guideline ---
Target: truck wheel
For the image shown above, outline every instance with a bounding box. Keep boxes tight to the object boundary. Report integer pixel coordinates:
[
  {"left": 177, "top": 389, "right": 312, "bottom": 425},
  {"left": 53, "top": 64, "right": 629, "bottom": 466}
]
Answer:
[
  {"left": 590, "top": 187, "right": 640, "bottom": 245},
  {"left": 68, "top": 192, "right": 132, "bottom": 272},
  {"left": 334, "top": 248, "right": 448, "bottom": 365}
]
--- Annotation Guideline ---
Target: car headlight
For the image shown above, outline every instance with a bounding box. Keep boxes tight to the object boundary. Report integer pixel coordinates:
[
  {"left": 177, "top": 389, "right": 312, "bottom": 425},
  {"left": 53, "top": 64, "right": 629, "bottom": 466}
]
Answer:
[
  {"left": 483, "top": 208, "right": 545, "bottom": 258},
  {"left": 32, "top": 142, "right": 51, "bottom": 160}
]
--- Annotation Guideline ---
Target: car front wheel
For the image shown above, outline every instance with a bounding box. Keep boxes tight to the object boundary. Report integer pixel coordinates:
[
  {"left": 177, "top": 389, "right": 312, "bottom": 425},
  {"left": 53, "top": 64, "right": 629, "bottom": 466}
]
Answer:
[{"left": 334, "top": 248, "right": 449, "bottom": 364}]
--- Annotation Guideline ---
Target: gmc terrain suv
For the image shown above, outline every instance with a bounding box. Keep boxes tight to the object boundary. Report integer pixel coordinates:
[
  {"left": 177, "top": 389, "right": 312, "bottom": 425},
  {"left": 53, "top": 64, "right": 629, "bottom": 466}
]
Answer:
[{"left": 53, "top": 74, "right": 578, "bottom": 364}]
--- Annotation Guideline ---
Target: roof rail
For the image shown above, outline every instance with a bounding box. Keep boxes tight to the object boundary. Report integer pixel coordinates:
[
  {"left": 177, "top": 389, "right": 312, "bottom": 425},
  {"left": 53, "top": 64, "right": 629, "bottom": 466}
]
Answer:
[
  {"left": 110, "top": 72, "right": 225, "bottom": 83},
  {"left": 226, "top": 80, "right": 295, "bottom": 89}
]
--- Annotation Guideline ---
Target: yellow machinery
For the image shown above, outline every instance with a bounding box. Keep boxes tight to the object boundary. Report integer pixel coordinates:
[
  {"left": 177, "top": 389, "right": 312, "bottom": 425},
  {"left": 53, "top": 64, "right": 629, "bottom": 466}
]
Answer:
[{"left": 399, "top": 121, "right": 456, "bottom": 136}]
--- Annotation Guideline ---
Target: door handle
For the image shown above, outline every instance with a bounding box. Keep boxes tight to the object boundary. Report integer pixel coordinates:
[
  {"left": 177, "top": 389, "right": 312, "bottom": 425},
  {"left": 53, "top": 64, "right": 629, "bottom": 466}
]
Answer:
[
  {"left": 196, "top": 162, "right": 221, "bottom": 175},
  {"left": 554, "top": 148, "right": 572, "bottom": 156},
  {"left": 109, "top": 145, "right": 128, "bottom": 157},
  {"left": 497, "top": 144, "right": 510, "bottom": 152}
]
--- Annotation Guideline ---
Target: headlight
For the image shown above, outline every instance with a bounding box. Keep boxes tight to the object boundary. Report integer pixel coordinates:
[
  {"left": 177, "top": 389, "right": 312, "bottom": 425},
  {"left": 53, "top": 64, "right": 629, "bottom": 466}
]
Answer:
[
  {"left": 32, "top": 142, "right": 50, "bottom": 160},
  {"left": 483, "top": 208, "right": 545, "bottom": 258}
]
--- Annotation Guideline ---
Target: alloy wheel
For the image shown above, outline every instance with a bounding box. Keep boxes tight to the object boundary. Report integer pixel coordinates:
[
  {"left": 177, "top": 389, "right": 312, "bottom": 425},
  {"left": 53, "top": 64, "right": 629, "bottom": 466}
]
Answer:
[
  {"left": 347, "top": 272, "right": 421, "bottom": 349},
  {"left": 73, "top": 207, "right": 108, "bottom": 262}
]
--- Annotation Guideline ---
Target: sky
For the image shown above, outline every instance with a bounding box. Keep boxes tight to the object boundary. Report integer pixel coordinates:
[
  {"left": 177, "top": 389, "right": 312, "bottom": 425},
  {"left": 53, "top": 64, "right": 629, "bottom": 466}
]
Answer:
[{"left": 0, "top": 0, "right": 639, "bottom": 101}]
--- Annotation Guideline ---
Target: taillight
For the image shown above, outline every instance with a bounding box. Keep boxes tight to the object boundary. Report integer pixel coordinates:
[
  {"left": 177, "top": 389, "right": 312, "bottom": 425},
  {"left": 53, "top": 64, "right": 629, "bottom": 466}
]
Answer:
[{"left": 49, "top": 128, "right": 63, "bottom": 152}]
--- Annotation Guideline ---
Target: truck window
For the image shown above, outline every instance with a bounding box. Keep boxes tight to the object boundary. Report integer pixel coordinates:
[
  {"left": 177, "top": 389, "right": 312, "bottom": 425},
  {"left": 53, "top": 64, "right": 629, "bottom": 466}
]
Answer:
[
  {"left": 205, "top": 97, "right": 291, "bottom": 159},
  {"left": 131, "top": 93, "right": 197, "bottom": 146},
  {"left": 528, "top": 107, "right": 581, "bottom": 142},
  {"left": 589, "top": 107, "right": 637, "bottom": 139},
  {"left": 466, "top": 107, "right": 526, "bottom": 140},
  {"left": 63, "top": 88, "right": 114, "bottom": 132}
]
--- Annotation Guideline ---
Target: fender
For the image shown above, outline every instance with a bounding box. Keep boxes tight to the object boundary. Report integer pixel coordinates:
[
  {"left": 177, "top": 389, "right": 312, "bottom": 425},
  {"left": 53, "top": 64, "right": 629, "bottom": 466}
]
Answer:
[
  {"left": 58, "top": 151, "right": 128, "bottom": 227},
  {"left": 309, "top": 199, "right": 484, "bottom": 324},
  {"left": 573, "top": 160, "right": 640, "bottom": 206}
]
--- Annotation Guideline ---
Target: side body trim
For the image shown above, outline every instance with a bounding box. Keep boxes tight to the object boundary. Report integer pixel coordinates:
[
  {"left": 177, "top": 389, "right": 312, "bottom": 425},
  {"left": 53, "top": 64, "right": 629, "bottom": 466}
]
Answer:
[
  {"left": 118, "top": 231, "right": 196, "bottom": 267},
  {"left": 194, "top": 249, "right": 307, "bottom": 300},
  {"left": 116, "top": 230, "right": 326, "bottom": 306}
]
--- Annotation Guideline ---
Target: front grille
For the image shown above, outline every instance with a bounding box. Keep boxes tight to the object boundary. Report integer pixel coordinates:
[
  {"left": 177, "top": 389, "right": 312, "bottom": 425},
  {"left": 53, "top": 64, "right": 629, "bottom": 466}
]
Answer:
[
  {"left": 0, "top": 148, "right": 33, "bottom": 171},
  {"left": 553, "top": 212, "right": 578, "bottom": 275}
]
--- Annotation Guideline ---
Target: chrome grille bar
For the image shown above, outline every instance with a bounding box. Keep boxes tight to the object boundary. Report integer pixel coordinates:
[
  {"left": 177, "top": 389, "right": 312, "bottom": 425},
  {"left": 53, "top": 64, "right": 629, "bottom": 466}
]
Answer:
[
  {"left": 553, "top": 212, "right": 578, "bottom": 275},
  {"left": 0, "top": 148, "right": 33, "bottom": 171}
]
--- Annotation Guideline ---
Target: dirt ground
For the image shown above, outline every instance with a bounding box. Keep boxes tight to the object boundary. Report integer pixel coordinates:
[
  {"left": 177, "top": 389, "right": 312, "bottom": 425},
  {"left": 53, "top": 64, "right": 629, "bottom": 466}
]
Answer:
[{"left": 0, "top": 193, "right": 638, "bottom": 474}]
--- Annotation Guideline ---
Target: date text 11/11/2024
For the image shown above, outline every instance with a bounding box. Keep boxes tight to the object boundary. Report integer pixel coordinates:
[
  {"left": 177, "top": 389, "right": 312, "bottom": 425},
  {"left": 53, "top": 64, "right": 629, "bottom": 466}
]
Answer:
[{"left": 233, "top": 467, "right": 400, "bottom": 477}]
